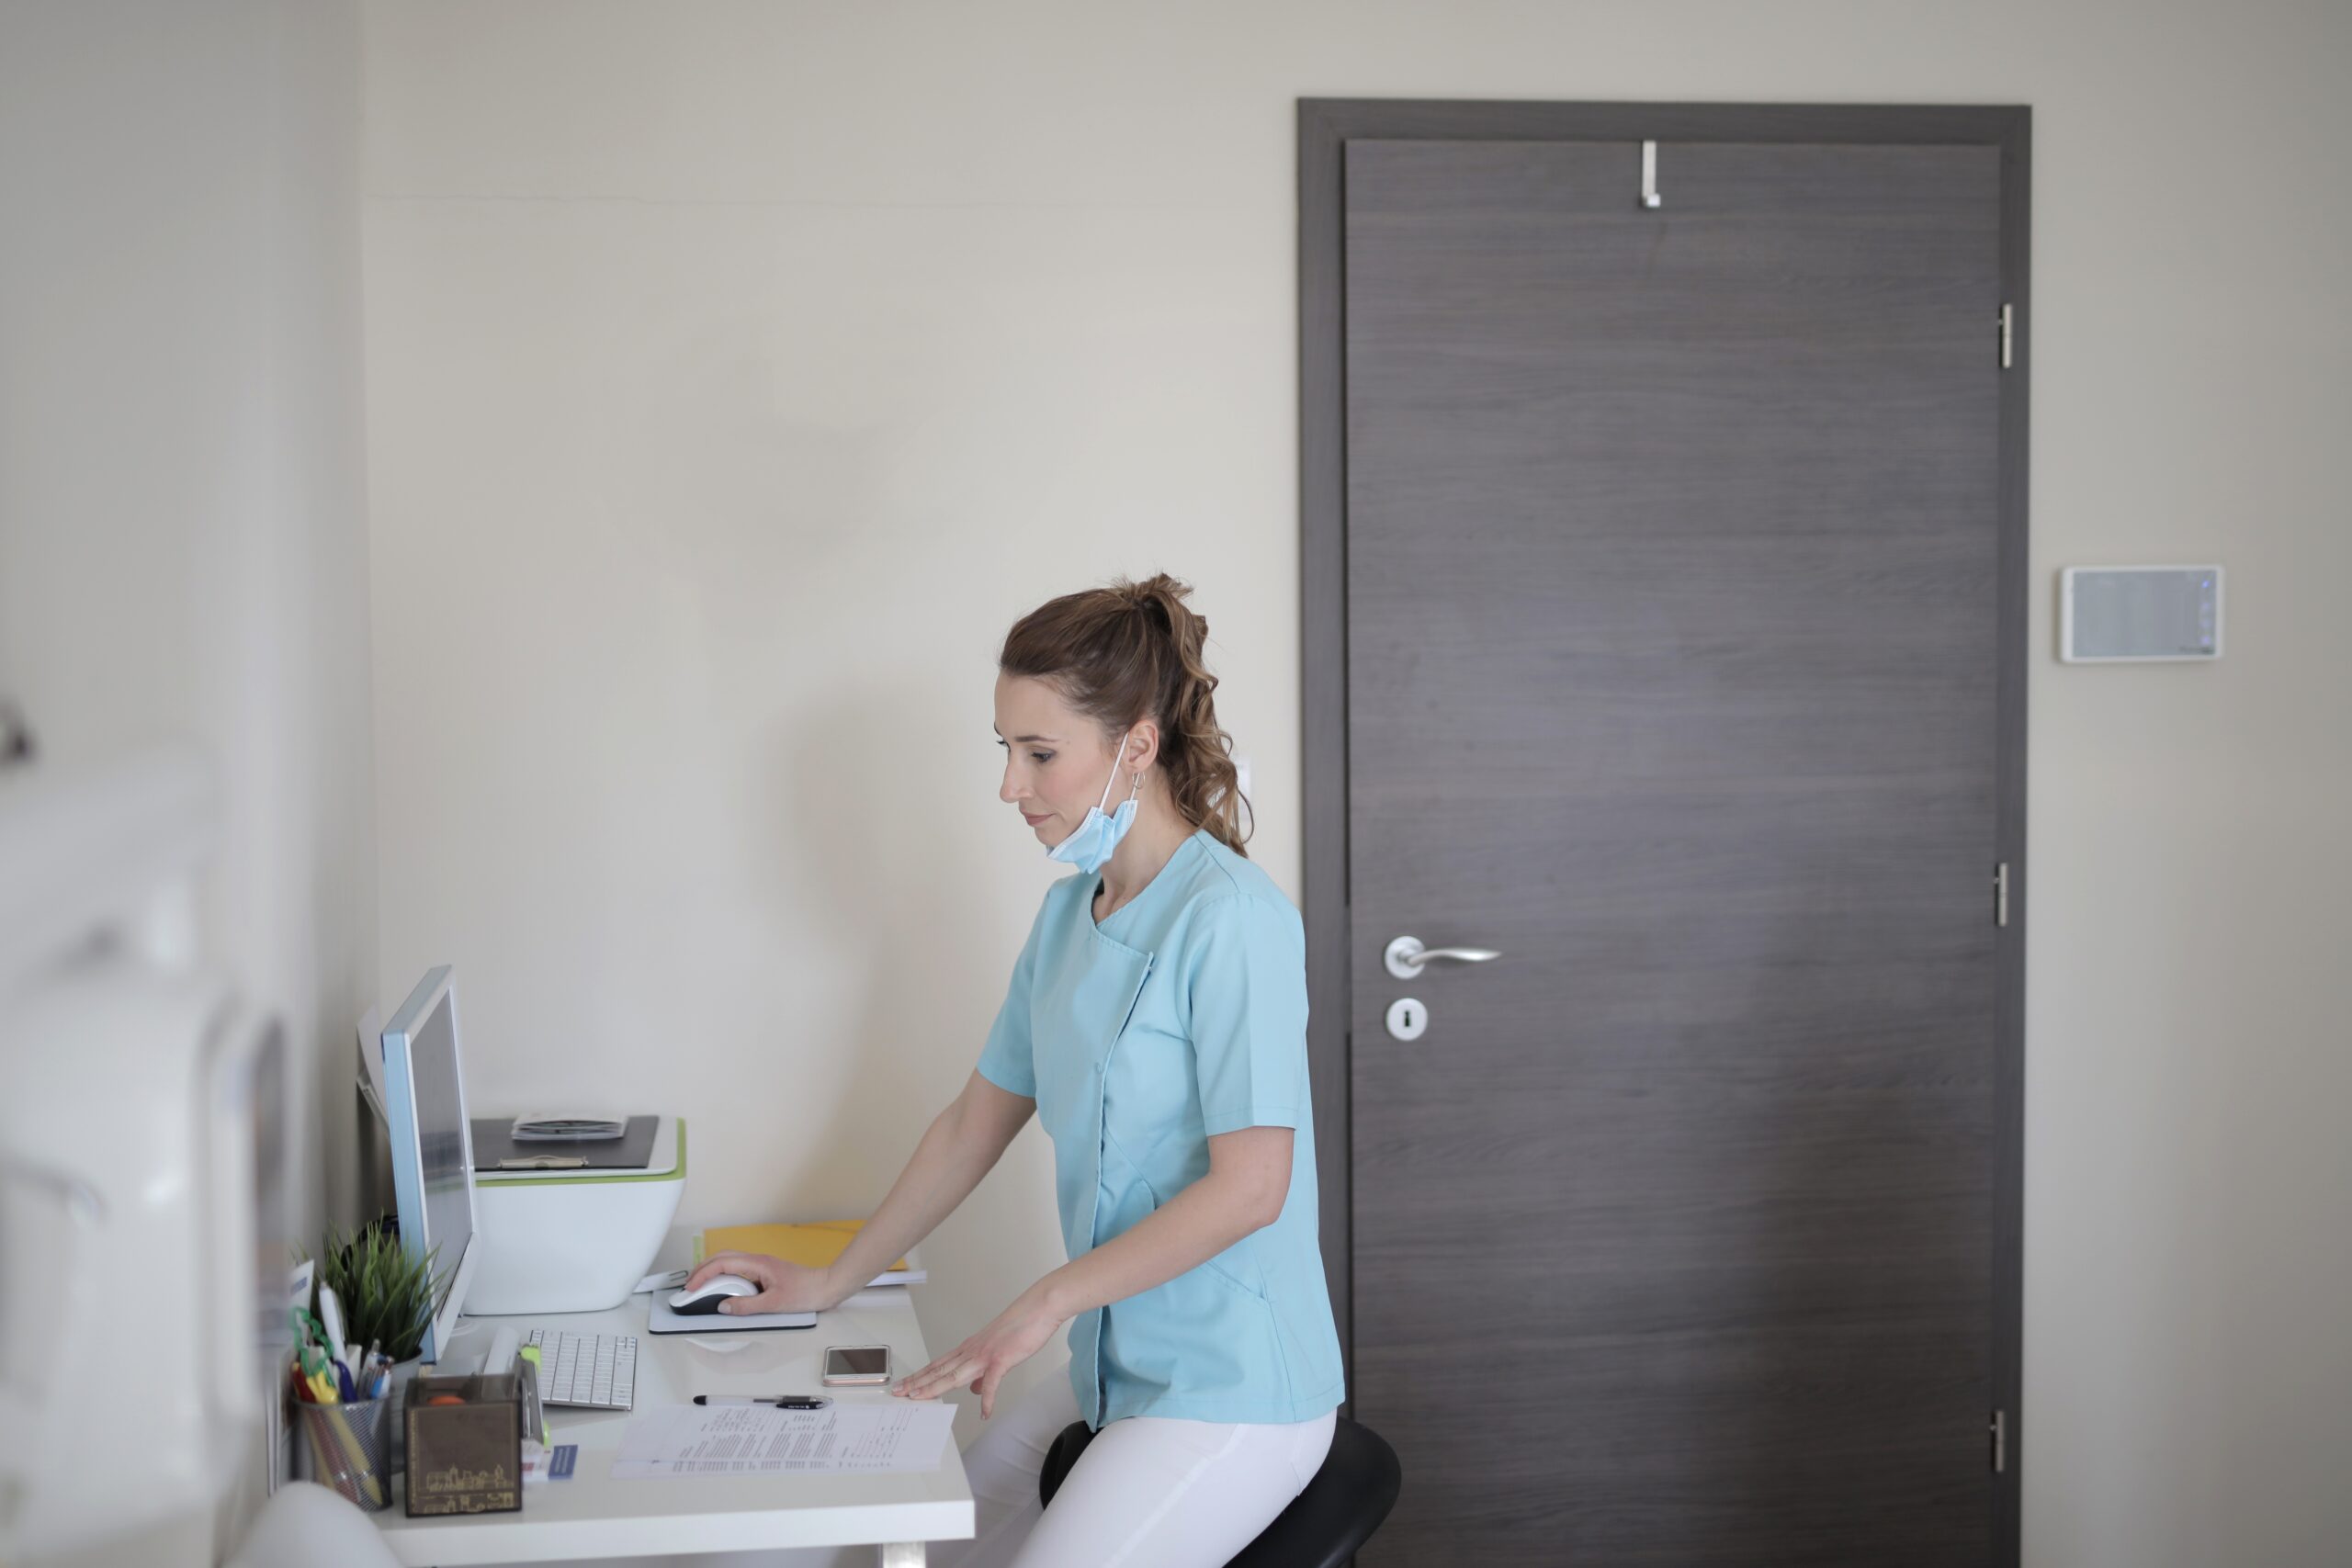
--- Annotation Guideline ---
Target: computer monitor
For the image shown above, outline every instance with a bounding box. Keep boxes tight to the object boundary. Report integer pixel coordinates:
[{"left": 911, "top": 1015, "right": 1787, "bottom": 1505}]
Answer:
[{"left": 379, "top": 965, "right": 481, "bottom": 1365}]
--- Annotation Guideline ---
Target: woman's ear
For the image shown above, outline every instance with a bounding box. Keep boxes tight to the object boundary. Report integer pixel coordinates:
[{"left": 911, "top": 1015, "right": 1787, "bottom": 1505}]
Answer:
[{"left": 1125, "top": 719, "right": 1164, "bottom": 781}]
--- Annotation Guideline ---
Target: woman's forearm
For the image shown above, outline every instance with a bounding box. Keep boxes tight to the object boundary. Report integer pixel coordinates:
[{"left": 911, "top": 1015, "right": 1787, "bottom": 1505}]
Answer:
[
  {"left": 822, "top": 1100, "right": 1001, "bottom": 1301},
  {"left": 889, "top": 1128, "right": 1292, "bottom": 1412}
]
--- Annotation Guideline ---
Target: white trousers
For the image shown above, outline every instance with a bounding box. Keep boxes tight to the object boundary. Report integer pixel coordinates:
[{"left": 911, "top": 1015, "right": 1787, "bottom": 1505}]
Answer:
[{"left": 932, "top": 1371, "right": 1337, "bottom": 1568}]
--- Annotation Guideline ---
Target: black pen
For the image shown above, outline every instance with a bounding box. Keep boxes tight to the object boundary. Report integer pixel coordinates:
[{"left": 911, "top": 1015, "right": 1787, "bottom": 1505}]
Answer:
[{"left": 694, "top": 1393, "right": 831, "bottom": 1409}]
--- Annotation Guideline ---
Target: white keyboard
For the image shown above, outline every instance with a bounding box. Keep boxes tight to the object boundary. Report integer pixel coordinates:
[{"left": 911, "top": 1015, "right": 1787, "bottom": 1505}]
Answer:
[{"left": 525, "top": 1328, "right": 639, "bottom": 1411}]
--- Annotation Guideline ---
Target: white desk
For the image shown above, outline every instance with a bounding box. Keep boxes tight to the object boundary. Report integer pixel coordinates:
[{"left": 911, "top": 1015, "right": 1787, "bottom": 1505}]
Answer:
[{"left": 372, "top": 1260, "right": 973, "bottom": 1565}]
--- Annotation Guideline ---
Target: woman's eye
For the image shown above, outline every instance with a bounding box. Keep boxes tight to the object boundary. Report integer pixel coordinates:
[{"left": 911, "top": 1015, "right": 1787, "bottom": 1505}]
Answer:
[{"left": 1031, "top": 752, "right": 1054, "bottom": 764}]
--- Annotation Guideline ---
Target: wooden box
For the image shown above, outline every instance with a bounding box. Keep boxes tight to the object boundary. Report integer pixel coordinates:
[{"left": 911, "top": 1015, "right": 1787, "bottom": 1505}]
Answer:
[{"left": 402, "top": 1370, "right": 523, "bottom": 1517}]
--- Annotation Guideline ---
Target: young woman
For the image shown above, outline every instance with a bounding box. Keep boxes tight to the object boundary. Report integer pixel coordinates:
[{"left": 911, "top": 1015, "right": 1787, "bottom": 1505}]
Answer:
[{"left": 683, "top": 573, "right": 1345, "bottom": 1567}]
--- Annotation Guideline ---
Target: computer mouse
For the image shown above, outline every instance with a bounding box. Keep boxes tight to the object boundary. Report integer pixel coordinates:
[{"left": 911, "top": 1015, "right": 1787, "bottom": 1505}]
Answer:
[{"left": 670, "top": 1274, "right": 760, "bottom": 1315}]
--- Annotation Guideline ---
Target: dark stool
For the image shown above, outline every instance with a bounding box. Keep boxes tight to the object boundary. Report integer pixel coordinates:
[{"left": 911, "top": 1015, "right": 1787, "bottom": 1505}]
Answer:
[{"left": 1037, "top": 1414, "right": 1401, "bottom": 1568}]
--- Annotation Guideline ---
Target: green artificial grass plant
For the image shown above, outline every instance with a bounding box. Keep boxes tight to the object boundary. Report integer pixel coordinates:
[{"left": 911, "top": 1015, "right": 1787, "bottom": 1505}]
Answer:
[{"left": 299, "top": 1219, "right": 447, "bottom": 1363}]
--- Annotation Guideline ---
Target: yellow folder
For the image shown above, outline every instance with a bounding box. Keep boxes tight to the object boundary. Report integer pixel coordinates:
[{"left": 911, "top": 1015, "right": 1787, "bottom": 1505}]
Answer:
[{"left": 697, "top": 1219, "right": 912, "bottom": 1275}]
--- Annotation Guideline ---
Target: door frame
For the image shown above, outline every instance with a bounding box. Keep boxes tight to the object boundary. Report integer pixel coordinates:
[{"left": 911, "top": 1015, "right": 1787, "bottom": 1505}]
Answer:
[{"left": 1296, "top": 97, "right": 2030, "bottom": 1562}]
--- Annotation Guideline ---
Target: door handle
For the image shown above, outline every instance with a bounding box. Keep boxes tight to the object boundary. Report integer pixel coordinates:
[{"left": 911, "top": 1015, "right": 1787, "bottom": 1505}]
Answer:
[{"left": 1384, "top": 935, "right": 1502, "bottom": 980}]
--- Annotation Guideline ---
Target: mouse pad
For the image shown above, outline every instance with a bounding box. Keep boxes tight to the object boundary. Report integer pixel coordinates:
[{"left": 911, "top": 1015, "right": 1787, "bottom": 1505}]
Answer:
[{"left": 648, "top": 1293, "right": 819, "bottom": 1335}]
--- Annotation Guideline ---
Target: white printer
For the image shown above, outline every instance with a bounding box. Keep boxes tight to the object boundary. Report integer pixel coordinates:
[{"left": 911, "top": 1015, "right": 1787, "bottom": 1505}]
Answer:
[{"left": 466, "top": 1114, "right": 687, "bottom": 1314}]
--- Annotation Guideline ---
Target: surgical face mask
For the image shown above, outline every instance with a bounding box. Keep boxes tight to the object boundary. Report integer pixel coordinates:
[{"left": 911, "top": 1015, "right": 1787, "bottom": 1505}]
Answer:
[{"left": 1046, "top": 731, "right": 1141, "bottom": 874}]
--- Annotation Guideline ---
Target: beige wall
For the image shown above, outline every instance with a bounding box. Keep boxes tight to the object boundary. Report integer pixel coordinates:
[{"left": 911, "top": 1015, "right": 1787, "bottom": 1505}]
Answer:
[
  {"left": 361, "top": 3, "right": 2352, "bottom": 1565},
  {"left": 0, "top": 1, "right": 376, "bottom": 1554},
  {"left": 0, "top": 0, "right": 377, "bottom": 1260}
]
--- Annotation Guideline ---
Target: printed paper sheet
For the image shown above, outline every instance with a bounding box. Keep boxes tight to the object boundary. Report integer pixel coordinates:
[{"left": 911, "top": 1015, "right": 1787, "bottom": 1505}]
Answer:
[{"left": 613, "top": 1401, "right": 958, "bottom": 1478}]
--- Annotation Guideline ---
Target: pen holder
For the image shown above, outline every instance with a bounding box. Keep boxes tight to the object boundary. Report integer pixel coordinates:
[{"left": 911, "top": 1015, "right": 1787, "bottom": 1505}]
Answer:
[{"left": 294, "top": 1393, "right": 395, "bottom": 1513}]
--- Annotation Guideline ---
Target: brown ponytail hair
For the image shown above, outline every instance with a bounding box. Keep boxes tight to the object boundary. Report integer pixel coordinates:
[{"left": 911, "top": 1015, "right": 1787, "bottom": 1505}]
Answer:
[{"left": 999, "top": 573, "right": 1254, "bottom": 858}]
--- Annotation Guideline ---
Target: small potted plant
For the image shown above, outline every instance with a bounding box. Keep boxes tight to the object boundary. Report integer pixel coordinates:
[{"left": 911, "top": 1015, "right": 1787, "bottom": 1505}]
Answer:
[
  {"left": 296, "top": 1218, "right": 450, "bottom": 1482},
  {"left": 301, "top": 1218, "right": 447, "bottom": 1368}
]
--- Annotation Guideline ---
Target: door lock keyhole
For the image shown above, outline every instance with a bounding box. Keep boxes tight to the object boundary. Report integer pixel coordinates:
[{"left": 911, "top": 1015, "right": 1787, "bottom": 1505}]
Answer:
[{"left": 1385, "top": 997, "right": 1428, "bottom": 1042}]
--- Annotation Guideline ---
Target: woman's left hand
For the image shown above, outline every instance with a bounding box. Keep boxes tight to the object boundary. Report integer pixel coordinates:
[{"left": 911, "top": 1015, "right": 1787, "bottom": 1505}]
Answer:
[{"left": 891, "top": 1286, "right": 1065, "bottom": 1418}]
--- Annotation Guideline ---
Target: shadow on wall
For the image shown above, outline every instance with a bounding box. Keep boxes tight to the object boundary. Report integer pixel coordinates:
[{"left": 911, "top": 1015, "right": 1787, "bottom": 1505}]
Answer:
[
  {"left": 751, "top": 671, "right": 1073, "bottom": 1418},
  {"left": 754, "top": 673, "right": 1005, "bottom": 1180}
]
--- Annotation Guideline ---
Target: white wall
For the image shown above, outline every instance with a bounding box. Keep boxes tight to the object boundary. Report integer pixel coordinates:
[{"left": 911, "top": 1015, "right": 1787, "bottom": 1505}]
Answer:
[
  {"left": 360, "top": 3, "right": 2352, "bottom": 1565},
  {"left": 0, "top": 0, "right": 376, "bottom": 1555},
  {"left": 0, "top": 0, "right": 376, "bottom": 1247}
]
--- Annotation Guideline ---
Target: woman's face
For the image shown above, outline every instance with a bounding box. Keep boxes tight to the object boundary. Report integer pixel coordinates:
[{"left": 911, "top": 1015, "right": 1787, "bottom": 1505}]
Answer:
[{"left": 994, "top": 673, "right": 1138, "bottom": 849}]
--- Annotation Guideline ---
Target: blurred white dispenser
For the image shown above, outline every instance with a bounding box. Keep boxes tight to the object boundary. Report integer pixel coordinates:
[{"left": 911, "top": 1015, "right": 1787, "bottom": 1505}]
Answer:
[{"left": 0, "top": 751, "right": 287, "bottom": 1565}]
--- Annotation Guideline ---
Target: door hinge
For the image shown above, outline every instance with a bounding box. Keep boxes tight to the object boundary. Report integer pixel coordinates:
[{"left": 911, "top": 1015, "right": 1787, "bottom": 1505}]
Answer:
[
  {"left": 1999, "top": 304, "right": 2014, "bottom": 369},
  {"left": 1991, "top": 1408, "right": 2007, "bottom": 1473},
  {"left": 1994, "top": 863, "right": 2010, "bottom": 928}
]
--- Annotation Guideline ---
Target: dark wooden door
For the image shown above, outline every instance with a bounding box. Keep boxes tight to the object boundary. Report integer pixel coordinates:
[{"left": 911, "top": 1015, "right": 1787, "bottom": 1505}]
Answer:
[{"left": 1333, "top": 130, "right": 2020, "bottom": 1565}]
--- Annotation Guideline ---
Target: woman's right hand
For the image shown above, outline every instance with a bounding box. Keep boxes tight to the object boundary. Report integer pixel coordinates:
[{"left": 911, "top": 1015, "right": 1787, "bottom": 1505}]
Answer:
[{"left": 684, "top": 1251, "right": 844, "bottom": 1315}]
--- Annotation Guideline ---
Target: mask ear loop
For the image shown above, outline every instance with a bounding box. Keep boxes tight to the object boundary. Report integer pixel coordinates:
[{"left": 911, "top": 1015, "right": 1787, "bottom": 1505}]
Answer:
[{"left": 1094, "top": 731, "right": 1132, "bottom": 815}]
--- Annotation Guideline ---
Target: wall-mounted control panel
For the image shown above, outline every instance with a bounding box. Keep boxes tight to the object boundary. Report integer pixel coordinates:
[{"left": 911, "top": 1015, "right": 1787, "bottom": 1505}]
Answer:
[{"left": 2060, "top": 566, "right": 2223, "bottom": 662}]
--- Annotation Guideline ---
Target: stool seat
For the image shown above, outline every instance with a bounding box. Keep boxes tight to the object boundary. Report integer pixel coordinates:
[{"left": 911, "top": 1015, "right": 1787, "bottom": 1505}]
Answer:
[{"left": 1038, "top": 1413, "right": 1400, "bottom": 1568}]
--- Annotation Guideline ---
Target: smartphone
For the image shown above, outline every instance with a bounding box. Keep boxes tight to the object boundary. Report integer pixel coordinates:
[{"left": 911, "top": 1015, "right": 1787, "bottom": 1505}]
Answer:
[{"left": 822, "top": 1345, "right": 892, "bottom": 1386}]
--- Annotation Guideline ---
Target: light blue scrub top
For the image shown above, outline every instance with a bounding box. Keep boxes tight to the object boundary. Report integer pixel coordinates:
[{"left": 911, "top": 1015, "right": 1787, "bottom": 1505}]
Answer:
[{"left": 976, "top": 826, "right": 1348, "bottom": 1429}]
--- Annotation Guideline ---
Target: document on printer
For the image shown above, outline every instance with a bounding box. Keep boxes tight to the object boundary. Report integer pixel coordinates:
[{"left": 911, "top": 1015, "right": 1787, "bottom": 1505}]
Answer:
[{"left": 612, "top": 1401, "right": 957, "bottom": 1477}]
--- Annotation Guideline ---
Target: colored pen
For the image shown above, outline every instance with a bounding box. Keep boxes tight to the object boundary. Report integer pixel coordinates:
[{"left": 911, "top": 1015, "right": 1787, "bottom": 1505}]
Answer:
[{"left": 694, "top": 1393, "right": 831, "bottom": 1409}]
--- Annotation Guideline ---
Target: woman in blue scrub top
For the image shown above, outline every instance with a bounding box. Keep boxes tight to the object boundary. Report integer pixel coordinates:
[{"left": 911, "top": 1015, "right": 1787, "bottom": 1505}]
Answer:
[{"left": 684, "top": 574, "right": 1346, "bottom": 1567}]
